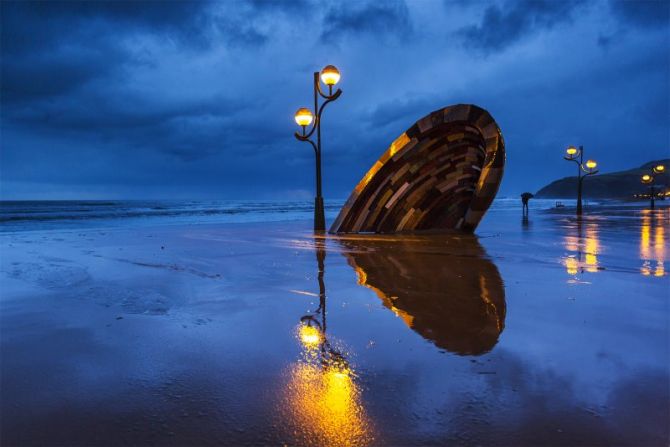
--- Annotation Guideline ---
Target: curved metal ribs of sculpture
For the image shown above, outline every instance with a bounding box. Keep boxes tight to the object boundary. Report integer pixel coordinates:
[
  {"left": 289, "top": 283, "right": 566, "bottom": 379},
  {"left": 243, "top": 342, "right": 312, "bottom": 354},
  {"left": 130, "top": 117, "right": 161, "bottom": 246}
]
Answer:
[
  {"left": 338, "top": 234, "right": 505, "bottom": 355},
  {"left": 330, "top": 104, "right": 505, "bottom": 233}
]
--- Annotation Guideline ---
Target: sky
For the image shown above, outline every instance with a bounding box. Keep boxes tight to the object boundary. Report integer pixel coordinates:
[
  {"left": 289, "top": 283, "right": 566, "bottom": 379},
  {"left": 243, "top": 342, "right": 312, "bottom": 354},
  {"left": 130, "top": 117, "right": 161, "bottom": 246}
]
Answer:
[{"left": 1, "top": 0, "right": 669, "bottom": 200}]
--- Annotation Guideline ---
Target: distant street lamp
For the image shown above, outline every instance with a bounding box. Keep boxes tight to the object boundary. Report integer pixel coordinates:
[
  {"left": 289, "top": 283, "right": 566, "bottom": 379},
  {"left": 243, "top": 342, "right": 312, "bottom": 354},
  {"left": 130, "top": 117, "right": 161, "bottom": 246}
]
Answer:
[
  {"left": 640, "top": 164, "right": 666, "bottom": 209},
  {"left": 563, "top": 145, "right": 599, "bottom": 216},
  {"left": 293, "top": 65, "right": 343, "bottom": 232}
]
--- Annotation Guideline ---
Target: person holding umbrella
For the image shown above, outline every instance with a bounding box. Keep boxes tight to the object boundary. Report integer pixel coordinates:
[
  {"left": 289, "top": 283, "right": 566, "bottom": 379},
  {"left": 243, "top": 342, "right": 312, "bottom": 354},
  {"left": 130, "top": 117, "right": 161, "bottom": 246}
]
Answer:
[{"left": 521, "top": 192, "right": 534, "bottom": 216}]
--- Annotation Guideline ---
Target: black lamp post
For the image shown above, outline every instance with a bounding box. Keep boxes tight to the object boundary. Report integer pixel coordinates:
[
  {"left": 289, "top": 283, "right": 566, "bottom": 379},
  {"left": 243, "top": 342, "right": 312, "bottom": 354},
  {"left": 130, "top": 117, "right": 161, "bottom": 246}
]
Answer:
[
  {"left": 564, "top": 145, "right": 599, "bottom": 216},
  {"left": 294, "top": 65, "right": 343, "bottom": 232},
  {"left": 641, "top": 164, "right": 666, "bottom": 210}
]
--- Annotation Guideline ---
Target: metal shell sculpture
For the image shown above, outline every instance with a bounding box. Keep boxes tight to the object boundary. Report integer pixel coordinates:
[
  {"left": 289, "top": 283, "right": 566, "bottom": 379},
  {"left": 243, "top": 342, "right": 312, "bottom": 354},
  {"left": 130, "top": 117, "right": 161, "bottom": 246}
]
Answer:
[{"left": 330, "top": 104, "right": 505, "bottom": 233}]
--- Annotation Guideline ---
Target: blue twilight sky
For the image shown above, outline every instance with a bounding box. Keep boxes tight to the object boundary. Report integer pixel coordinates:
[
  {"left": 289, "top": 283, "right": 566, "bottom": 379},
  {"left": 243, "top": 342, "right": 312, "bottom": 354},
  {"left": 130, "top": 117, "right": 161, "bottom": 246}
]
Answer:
[{"left": 1, "top": 0, "right": 669, "bottom": 200}]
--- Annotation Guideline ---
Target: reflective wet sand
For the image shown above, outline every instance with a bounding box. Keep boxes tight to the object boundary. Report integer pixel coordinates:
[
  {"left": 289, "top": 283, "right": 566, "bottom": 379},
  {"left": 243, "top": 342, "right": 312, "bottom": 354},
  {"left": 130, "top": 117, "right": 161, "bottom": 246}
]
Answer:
[
  {"left": 1, "top": 205, "right": 668, "bottom": 445},
  {"left": 338, "top": 234, "right": 505, "bottom": 356}
]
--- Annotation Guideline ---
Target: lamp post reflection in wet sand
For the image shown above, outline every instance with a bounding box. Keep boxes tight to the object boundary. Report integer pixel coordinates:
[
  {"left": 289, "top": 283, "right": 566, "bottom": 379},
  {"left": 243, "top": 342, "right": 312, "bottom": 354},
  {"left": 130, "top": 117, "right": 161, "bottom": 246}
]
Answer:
[
  {"left": 640, "top": 211, "right": 666, "bottom": 277},
  {"left": 338, "top": 234, "right": 506, "bottom": 356},
  {"left": 282, "top": 238, "right": 373, "bottom": 447},
  {"left": 563, "top": 219, "right": 601, "bottom": 276}
]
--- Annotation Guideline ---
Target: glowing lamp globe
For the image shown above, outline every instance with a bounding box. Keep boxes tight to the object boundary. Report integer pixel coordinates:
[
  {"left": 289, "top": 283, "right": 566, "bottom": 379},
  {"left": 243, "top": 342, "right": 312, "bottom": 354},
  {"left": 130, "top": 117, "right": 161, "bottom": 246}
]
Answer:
[
  {"left": 320, "top": 65, "right": 341, "bottom": 86},
  {"left": 641, "top": 174, "right": 652, "bottom": 184},
  {"left": 585, "top": 160, "right": 597, "bottom": 170},
  {"left": 653, "top": 164, "right": 665, "bottom": 174},
  {"left": 566, "top": 146, "right": 578, "bottom": 158},
  {"left": 294, "top": 108, "right": 314, "bottom": 127}
]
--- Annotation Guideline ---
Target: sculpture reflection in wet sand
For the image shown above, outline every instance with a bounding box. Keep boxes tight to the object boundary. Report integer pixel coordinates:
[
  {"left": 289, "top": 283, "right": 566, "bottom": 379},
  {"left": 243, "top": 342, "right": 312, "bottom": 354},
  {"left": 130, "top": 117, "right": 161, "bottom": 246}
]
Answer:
[
  {"left": 338, "top": 234, "right": 506, "bottom": 355},
  {"left": 331, "top": 104, "right": 505, "bottom": 234}
]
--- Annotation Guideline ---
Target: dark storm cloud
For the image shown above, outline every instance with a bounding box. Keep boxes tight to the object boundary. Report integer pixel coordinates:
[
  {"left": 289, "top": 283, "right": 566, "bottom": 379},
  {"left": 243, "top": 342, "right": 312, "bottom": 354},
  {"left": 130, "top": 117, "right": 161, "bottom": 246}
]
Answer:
[
  {"left": 0, "top": 0, "right": 284, "bottom": 165},
  {"left": 0, "top": 0, "right": 213, "bottom": 55},
  {"left": 246, "top": 0, "right": 314, "bottom": 13},
  {"left": 1, "top": 0, "right": 669, "bottom": 200},
  {"left": 1, "top": 41, "right": 126, "bottom": 103},
  {"left": 4, "top": 86, "right": 284, "bottom": 164},
  {"left": 321, "top": 0, "right": 411, "bottom": 41},
  {"left": 365, "top": 95, "right": 445, "bottom": 128},
  {"left": 609, "top": 0, "right": 670, "bottom": 28},
  {"left": 0, "top": 0, "right": 272, "bottom": 104},
  {"left": 459, "top": 0, "right": 587, "bottom": 53},
  {"left": 0, "top": 0, "right": 212, "bottom": 104}
]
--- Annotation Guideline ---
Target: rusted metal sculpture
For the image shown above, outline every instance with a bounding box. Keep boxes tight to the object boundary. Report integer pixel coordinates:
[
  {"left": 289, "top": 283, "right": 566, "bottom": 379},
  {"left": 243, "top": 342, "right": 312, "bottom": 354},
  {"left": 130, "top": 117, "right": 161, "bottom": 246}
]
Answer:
[{"left": 330, "top": 104, "right": 505, "bottom": 233}]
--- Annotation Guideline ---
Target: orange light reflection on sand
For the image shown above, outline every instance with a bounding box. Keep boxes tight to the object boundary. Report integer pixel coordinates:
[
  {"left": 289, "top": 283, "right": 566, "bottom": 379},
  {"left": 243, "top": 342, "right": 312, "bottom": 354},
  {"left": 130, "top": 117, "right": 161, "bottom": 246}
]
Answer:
[
  {"left": 640, "top": 212, "right": 666, "bottom": 277},
  {"left": 654, "top": 223, "right": 665, "bottom": 276},
  {"left": 584, "top": 224, "right": 600, "bottom": 273},
  {"left": 284, "top": 363, "right": 372, "bottom": 447},
  {"left": 563, "top": 222, "right": 600, "bottom": 275},
  {"left": 564, "top": 256, "right": 579, "bottom": 275},
  {"left": 281, "top": 325, "right": 373, "bottom": 447},
  {"left": 299, "top": 324, "right": 322, "bottom": 349}
]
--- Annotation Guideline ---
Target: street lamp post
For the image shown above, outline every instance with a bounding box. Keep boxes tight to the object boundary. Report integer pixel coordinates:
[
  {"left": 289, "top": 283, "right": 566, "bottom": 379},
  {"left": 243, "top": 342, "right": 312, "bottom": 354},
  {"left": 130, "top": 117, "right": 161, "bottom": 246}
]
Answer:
[
  {"left": 640, "top": 164, "right": 666, "bottom": 210},
  {"left": 563, "top": 145, "right": 599, "bottom": 216},
  {"left": 294, "top": 65, "right": 342, "bottom": 232}
]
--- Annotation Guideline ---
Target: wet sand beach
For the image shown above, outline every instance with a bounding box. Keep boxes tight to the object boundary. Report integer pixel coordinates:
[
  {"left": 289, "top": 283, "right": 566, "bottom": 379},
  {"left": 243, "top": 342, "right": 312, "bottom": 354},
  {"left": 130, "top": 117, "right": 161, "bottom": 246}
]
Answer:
[{"left": 1, "top": 204, "right": 668, "bottom": 446}]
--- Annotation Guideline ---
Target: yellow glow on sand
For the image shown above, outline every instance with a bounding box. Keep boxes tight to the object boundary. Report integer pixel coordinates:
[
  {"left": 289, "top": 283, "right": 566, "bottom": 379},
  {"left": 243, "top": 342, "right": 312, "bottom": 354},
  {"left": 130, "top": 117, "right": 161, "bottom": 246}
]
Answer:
[
  {"left": 282, "top": 362, "right": 372, "bottom": 447},
  {"left": 584, "top": 225, "right": 600, "bottom": 273},
  {"left": 654, "top": 221, "right": 665, "bottom": 277},
  {"left": 639, "top": 213, "right": 665, "bottom": 277},
  {"left": 299, "top": 324, "right": 322, "bottom": 348},
  {"left": 641, "top": 214, "right": 651, "bottom": 260},
  {"left": 564, "top": 235, "right": 579, "bottom": 252},
  {"left": 563, "top": 223, "right": 600, "bottom": 275},
  {"left": 565, "top": 256, "right": 579, "bottom": 275}
]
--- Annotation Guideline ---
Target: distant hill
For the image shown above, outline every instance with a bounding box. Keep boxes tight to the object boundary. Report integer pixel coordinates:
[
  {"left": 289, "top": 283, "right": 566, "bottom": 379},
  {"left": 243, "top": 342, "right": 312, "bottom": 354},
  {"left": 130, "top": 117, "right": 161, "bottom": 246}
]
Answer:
[{"left": 535, "top": 159, "right": 670, "bottom": 199}]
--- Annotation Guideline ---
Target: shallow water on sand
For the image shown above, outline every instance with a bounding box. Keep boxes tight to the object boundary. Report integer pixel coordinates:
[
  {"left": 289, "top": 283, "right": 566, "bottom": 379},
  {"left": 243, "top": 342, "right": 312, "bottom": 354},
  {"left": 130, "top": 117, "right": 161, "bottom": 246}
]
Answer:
[{"left": 1, "top": 205, "right": 668, "bottom": 446}]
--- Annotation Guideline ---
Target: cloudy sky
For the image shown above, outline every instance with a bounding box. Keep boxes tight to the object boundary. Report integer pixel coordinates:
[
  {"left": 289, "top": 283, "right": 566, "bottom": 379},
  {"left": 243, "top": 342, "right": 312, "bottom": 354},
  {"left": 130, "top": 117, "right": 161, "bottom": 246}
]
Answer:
[{"left": 1, "top": 0, "right": 668, "bottom": 200}]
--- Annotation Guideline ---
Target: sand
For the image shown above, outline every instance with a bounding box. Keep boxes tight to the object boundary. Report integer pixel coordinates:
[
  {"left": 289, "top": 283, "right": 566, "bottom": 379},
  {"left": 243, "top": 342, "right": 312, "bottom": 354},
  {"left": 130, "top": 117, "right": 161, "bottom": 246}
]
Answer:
[{"left": 1, "top": 205, "right": 668, "bottom": 446}]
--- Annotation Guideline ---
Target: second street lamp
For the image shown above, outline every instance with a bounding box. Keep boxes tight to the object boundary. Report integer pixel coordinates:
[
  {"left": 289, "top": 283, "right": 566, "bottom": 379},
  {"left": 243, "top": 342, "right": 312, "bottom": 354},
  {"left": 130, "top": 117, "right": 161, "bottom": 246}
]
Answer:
[
  {"left": 293, "top": 65, "right": 343, "bottom": 232},
  {"left": 563, "top": 145, "right": 599, "bottom": 216},
  {"left": 640, "top": 164, "right": 666, "bottom": 209}
]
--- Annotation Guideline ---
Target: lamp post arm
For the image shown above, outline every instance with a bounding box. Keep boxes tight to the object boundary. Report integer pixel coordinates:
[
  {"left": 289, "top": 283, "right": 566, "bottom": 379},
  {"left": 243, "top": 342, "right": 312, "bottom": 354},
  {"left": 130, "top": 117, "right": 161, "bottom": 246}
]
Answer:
[
  {"left": 294, "top": 114, "right": 319, "bottom": 140},
  {"left": 579, "top": 169, "right": 598, "bottom": 185},
  {"left": 294, "top": 133, "right": 319, "bottom": 154},
  {"left": 564, "top": 157, "right": 582, "bottom": 171},
  {"left": 316, "top": 89, "right": 342, "bottom": 119},
  {"left": 317, "top": 87, "right": 342, "bottom": 101},
  {"left": 315, "top": 74, "right": 342, "bottom": 100}
]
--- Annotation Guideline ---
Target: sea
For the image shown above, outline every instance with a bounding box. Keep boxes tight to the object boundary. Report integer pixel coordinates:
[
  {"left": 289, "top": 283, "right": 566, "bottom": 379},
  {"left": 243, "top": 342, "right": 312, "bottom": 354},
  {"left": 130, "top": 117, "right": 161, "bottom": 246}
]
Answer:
[{"left": 0, "top": 198, "right": 611, "bottom": 232}]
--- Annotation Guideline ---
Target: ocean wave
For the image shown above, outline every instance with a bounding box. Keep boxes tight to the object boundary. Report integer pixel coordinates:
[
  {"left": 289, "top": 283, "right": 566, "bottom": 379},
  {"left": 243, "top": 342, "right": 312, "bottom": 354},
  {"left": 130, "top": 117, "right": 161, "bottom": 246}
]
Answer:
[{"left": 0, "top": 200, "right": 344, "bottom": 231}]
